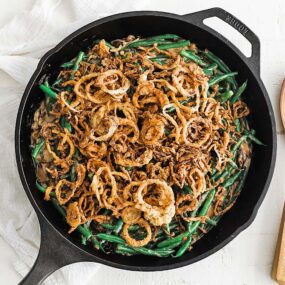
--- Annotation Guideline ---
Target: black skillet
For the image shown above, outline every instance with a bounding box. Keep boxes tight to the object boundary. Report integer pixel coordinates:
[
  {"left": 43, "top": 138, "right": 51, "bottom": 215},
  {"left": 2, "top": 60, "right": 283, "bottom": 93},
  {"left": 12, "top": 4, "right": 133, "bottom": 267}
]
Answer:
[{"left": 15, "top": 7, "right": 277, "bottom": 285}]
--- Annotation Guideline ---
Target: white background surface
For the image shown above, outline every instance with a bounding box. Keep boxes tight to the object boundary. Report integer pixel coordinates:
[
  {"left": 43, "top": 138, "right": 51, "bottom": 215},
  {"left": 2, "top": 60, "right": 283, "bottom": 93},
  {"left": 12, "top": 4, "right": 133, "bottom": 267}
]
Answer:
[{"left": 0, "top": 0, "right": 284, "bottom": 284}]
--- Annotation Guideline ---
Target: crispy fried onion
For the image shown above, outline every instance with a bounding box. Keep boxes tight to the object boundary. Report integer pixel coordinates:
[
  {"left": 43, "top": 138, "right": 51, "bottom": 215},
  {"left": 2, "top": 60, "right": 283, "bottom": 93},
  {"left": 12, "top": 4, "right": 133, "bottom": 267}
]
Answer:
[
  {"left": 55, "top": 179, "right": 75, "bottom": 205},
  {"left": 186, "top": 168, "right": 206, "bottom": 196},
  {"left": 91, "top": 166, "right": 117, "bottom": 207},
  {"left": 96, "top": 69, "right": 130, "bottom": 100},
  {"left": 122, "top": 218, "right": 152, "bottom": 247},
  {"left": 182, "top": 116, "right": 212, "bottom": 147},
  {"left": 66, "top": 202, "right": 82, "bottom": 233},
  {"left": 134, "top": 179, "right": 175, "bottom": 226},
  {"left": 172, "top": 64, "right": 207, "bottom": 98},
  {"left": 114, "top": 145, "right": 153, "bottom": 167},
  {"left": 90, "top": 115, "right": 118, "bottom": 142},
  {"left": 45, "top": 130, "right": 75, "bottom": 161},
  {"left": 141, "top": 114, "right": 166, "bottom": 145},
  {"left": 233, "top": 101, "right": 250, "bottom": 118},
  {"left": 176, "top": 194, "right": 198, "bottom": 222},
  {"left": 121, "top": 206, "right": 141, "bottom": 224}
]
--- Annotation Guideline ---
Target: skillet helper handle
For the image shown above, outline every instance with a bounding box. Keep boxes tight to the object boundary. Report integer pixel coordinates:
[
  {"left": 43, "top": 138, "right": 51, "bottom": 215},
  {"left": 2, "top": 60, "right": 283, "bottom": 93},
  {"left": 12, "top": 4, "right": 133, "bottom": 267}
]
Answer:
[
  {"left": 183, "top": 7, "right": 261, "bottom": 75},
  {"left": 19, "top": 218, "right": 90, "bottom": 285}
]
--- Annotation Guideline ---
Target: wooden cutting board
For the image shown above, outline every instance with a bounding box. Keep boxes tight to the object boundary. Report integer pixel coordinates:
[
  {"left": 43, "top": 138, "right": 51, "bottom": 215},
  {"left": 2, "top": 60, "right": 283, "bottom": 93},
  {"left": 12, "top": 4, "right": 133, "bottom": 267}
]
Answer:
[
  {"left": 280, "top": 79, "right": 285, "bottom": 129},
  {"left": 272, "top": 203, "right": 285, "bottom": 284}
]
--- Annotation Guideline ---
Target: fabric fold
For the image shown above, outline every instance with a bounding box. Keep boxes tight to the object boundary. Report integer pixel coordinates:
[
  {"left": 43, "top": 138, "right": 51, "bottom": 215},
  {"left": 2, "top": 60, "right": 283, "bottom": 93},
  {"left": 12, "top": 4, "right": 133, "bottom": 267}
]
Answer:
[{"left": 0, "top": 0, "right": 150, "bottom": 283}]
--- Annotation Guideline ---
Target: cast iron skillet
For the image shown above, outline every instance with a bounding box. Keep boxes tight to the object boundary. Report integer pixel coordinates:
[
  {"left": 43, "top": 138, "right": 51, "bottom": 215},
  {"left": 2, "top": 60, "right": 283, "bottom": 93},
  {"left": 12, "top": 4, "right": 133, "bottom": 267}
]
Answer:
[{"left": 15, "top": 7, "right": 276, "bottom": 285}]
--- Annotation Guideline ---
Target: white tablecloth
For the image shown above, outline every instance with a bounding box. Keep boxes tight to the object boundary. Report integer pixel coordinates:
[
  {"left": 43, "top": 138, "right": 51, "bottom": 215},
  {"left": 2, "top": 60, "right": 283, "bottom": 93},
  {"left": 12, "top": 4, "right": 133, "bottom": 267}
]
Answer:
[{"left": 0, "top": 0, "right": 284, "bottom": 284}]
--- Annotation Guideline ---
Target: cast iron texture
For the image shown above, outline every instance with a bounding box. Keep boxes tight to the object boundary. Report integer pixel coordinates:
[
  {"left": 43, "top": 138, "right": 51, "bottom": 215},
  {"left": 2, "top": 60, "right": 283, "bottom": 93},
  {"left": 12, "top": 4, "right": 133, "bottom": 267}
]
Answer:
[{"left": 15, "top": 7, "right": 276, "bottom": 285}]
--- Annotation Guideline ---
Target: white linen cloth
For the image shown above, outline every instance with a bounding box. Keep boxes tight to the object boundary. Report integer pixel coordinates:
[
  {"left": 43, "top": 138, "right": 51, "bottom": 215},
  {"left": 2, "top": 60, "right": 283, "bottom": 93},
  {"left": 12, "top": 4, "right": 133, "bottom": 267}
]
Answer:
[{"left": 0, "top": 0, "right": 149, "bottom": 284}]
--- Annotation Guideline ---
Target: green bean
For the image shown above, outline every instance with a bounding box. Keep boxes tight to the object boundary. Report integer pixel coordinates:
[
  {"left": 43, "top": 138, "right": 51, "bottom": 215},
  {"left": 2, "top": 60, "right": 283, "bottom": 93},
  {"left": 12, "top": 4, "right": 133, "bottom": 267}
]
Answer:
[
  {"left": 228, "top": 160, "right": 238, "bottom": 169},
  {"left": 157, "top": 40, "right": 190, "bottom": 50},
  {"left": 115, "top": 245, "right": 136, "bottom": 255},
  {"left": 230, "top": 81, "right": 247, "bottom": 105},
  {"left": 39, "top": 84, "right": 57, "bottom": 100},
  {"left": 101, "top": 223, "right": 115, "bottom": 230},
  {"left": 151, "top": 59, "right": 167, "bottom": 65},
  {"left": 157, "top": 232, "right": 189, "bottom": 248},
  {"left": 36, "top": 180, "right": 46, "bottom": 194},
  {"left": 164, "top": 129, "right": 171, "bottom": 135},
  {"left": 158, "top": 239, "right": 182, "bottom": 250},
  {"left": 88, "top": 172, "right": 94, "bottom": 180},
  {"left": 172, "top": 235, "right": 192, "bottom": 258},
  {"left": 245, "top": 130, "right": 265, "bottom": 145},
  {"left": 203, "top": 50, "right": 238, "bottom": 89},
  {"left": 116, "top": 244, "right": 174, "bottom": 257},
  {"left": 77, "top": 224, "right": 92, "bottom": 240},
  {"left": 189, "top": 189, "right": 216, "bottom": 234},
  {"left": 148, "top": 34, "right": 180, "bottom": 41},
  {"left": 232, "top": 167, "right": 248, "bottom": 195},
  {"left": 126, "top": 39, "right": 162, "bottom": 48},
  {"left": 90, "top": 236, "right": 104, "bottom": 251},
  {"left": 204, "top": 63, "right": 218, "bottom": 72},
  {"left": 60, "top": 116, "right": 72, "bottom": 133},
  {"left": 32, "top": 138, "right": 45, "bottom": 160},
  {"left": 102, "top": 209, "right": 111, "bottom": 215},
  {"left": 206, "top": 217, "right": 218, "bottom": 226},
  {"left": 211, "top": 166, "right": 217, "bottom": 176},
  {"left": 129, "top": 224, "right": 140, "bottom": 232},
  {"left": 222, "top": 170, "right": 243, "bottom": 188},
  {"left": 163, "top": 223, "right": 171, "bottom": 235},
  {"left": 211, "top": 169, "right": 220, "bottom": 181},
  {"left": 201, "top": 216, "right": 221, "bottom": 233},
  {"left": 222, "top": 168, "right": 249, "bottom": 213},
  {"left": 217, "top": 71, "right": 237, "bottom": 90},
  {"left": 138, "top": 248, "right": 175, "bottom": 257},
  {"left": 208, "top": 72, "right": 238, "bottom": 87},
  {"left": 70, "top": 164, "right": 76, "bottom": 182},
  {"left": 113, "top": 219, "right": 124, "bottom": 234},
  {"left": 180, "top": 50, "right": 207, "bottom": 66},
  {"left": 61, "top": 58, "right": 75, "bottom": 68},
  {"left": 52, "top": 78, "right": 63, "bottom": 87},
  {"left": 61, "top": 62, "right": 74, "bottom": 68},
  {"left": 212, "top": 169, "right": 230, "bottom": 182},
  {"left": 203, "top": 50, "right": 231, "bottom": 74},
  {"left": 96, "top": 233, "right": 125, "bottom": 244},
  {"left": 156, "top": 222, "right": 179, "bottom": 238},
  {"left": 186, "top": 192, "right": 208, "bottom": 231},
  {"left": 232, "top": 135, "right": 248, "bottom": 153},
  {"left": 81, "top": 235, "right": 87, "bottom": 245},
  {"left": 203, "top": 63, "right": 218, "bottom": 76},
  {"left": 73, "top": 51, "right": 85, "bottom": 71},
  {"left": 248, "top": 134, "right": 264, "bottom": 145},
  {"left": 235, "top": 118, "right": 241, "bottom": 132},
  {"left": 216, "top": 90, "right": 234, "bottom": 103},
  {"left": 74, "top": 148, "right": 80, "bottom": 159},
  {"left": 183, "top": 185, "right": 192, "bottom": 194}
]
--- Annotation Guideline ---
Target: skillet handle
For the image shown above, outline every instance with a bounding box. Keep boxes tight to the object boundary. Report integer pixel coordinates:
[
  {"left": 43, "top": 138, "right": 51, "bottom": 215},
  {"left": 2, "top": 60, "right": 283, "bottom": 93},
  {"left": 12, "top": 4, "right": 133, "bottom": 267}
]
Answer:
[
  {"left": 183, "top": 7, "right": 261, "bottom": 75},
  {"left": 19, "top": 217, "right": 92, "bottom": 285}
]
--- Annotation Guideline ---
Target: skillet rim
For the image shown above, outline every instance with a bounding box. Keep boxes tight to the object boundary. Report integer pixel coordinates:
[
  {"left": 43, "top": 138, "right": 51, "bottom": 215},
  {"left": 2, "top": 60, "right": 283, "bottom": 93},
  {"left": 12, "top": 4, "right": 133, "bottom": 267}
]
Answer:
[{"left": 15, "top": 10, "right": 277, "bottom": 271}]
